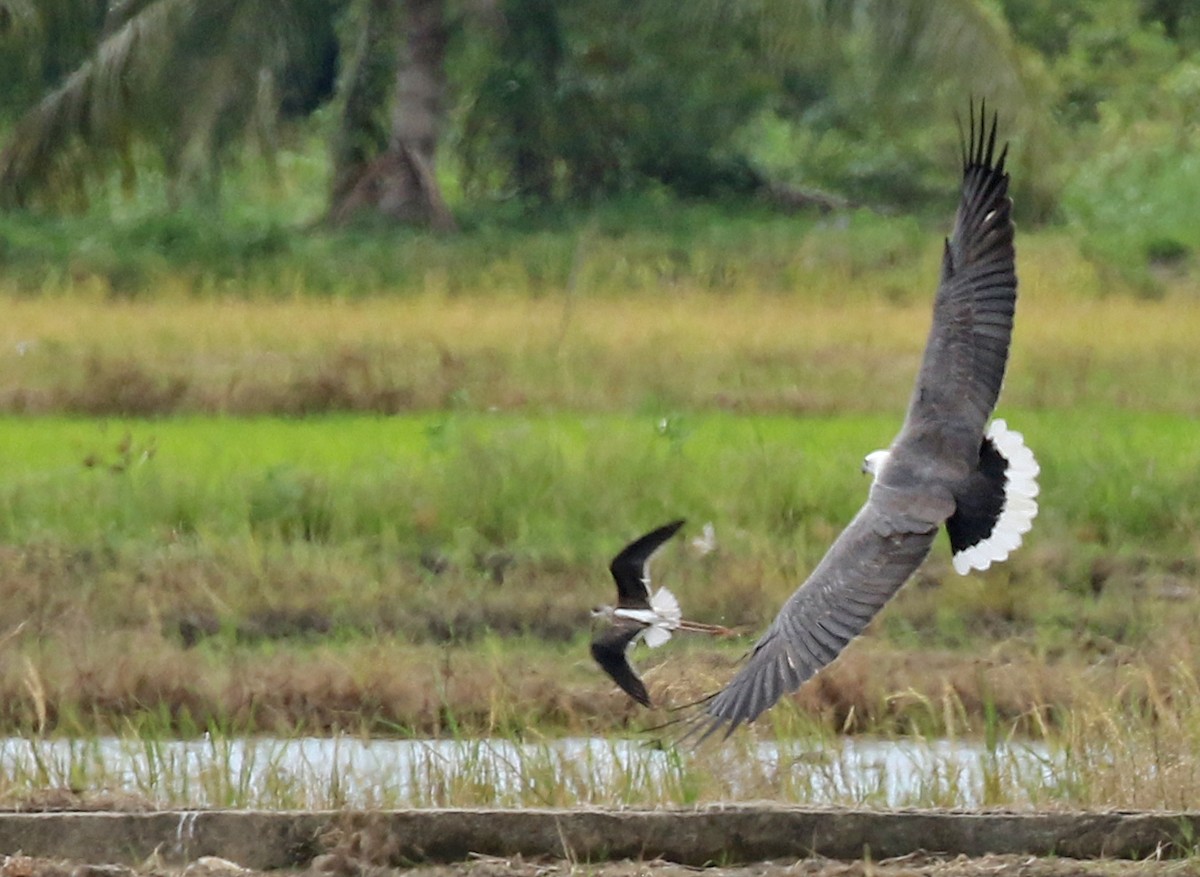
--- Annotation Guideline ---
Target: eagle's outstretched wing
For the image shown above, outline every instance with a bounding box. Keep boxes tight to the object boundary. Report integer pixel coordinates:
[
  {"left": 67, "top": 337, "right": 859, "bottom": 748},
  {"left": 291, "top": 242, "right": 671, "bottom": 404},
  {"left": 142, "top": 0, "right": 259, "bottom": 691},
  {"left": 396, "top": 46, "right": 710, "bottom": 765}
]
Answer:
[{"left": 690, "top": 104, "right": 1017, "bottom": 741}]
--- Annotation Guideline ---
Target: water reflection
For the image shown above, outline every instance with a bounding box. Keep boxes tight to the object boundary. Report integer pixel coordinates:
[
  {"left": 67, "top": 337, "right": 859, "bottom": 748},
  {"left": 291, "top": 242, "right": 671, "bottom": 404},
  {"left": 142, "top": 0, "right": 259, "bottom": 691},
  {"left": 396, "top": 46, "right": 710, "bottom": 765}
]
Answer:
[{"left": 0, "top": 735, "right": 1057, "bottom": 809}]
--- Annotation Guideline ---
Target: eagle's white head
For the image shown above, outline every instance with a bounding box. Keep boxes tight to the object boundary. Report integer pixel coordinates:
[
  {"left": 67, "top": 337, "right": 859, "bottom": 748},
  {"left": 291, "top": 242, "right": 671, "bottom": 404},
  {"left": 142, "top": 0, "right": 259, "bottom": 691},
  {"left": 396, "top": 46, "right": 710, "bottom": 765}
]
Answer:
[{"left": 862, "top": 449, "right": 890, "bottom": 479}]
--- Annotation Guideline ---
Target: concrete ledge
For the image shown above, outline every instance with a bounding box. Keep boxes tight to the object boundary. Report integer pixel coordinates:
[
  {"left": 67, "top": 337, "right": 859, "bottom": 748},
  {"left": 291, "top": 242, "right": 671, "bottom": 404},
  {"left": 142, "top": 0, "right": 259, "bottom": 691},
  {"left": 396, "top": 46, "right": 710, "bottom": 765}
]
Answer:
[{"left": 1, "top": 807, "right": 1198, "bottom": 869}]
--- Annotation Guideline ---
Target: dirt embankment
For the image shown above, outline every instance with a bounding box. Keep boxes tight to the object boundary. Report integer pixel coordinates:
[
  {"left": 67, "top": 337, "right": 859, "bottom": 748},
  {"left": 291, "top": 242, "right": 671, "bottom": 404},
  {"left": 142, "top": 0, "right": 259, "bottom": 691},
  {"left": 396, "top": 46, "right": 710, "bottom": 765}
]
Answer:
[
  {"left": 0, "top": 852, "right": 1180, "bottom": 877},
  {"left": 1, "top": 808, "right": 1197, "bottom": 877}
]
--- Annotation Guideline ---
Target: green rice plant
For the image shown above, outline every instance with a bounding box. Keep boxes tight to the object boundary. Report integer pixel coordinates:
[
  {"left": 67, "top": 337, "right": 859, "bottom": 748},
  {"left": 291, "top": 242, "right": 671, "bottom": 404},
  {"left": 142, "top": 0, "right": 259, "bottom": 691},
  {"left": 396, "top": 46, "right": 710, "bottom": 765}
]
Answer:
[
  {"left": 0, "top": 407, "right": 1196, "bottom": 738},
  {"left": 0, "top": 409, "right": 1195, "bottom": 566}
]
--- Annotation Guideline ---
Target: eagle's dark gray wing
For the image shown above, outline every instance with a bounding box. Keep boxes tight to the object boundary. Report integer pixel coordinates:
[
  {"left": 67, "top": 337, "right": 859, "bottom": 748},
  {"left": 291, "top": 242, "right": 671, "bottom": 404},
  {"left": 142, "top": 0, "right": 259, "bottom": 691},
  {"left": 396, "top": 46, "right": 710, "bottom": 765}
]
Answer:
[
  {"left": 690, "top": 496, "right": 938, "bottom": 739},
  {"left": 896, "top": 106, "right": 1016, "bottom": 471},
  {"left": 690, "top": 105, "right": 1016, "bottom": 741},
  {"left": 591, "top": 622, "right": 652, "bottom": 707},
  {"left": 609, "top": 519, "right": 685, "bottom": 609}
]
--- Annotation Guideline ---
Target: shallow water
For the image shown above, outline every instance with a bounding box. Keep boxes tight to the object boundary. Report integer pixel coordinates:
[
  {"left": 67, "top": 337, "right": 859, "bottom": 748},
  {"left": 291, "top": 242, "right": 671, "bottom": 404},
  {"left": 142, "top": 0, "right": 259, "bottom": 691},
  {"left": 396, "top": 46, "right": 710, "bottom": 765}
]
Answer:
[{"left": 0, "top": 734, "right": 1057, "bottom": 809}]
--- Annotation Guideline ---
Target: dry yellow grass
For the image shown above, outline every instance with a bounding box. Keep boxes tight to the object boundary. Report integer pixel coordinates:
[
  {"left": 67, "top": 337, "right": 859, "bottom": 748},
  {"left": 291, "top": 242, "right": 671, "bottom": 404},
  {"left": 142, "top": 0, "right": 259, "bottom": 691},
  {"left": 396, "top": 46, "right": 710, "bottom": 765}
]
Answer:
[{"left": 2, "top": 233, "right": 1197, "bottom": 415}]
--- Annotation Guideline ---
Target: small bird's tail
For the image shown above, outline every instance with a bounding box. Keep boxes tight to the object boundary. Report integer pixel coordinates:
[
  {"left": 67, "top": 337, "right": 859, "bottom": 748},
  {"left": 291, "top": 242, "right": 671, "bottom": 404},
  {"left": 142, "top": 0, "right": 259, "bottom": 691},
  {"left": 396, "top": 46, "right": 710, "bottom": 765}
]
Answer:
[
  {"left": 648, "top": 586, "right": 682, "bottom": 623},
  {"left": 676, "top": 618, "right": 734, "bottom": 636}
]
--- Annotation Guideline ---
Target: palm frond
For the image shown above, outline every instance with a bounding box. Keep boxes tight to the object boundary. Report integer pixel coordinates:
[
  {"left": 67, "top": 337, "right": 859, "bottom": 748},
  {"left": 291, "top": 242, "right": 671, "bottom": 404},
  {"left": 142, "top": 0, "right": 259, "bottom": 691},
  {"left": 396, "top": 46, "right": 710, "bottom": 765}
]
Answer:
[
  {"left": 0, "top": 0, "right": 38, "bottom": 39},
  {"left": 0, "top": 0, "right": 197, "bottom": 207},
  {"left": 856, "top": 0, "right": 1058, "bottom": 212},
  {"left": 0, "top": 0, "right": 338, "bottom": 209},
  {"left": 692, "top": 0, "right": 1044, "bottom": 130},
  {"left": 691, "top": 0, "right": 1056, "bottom": 209},
  {"left": 862, "top": 0, "right": 1031, "bottom": 106}
]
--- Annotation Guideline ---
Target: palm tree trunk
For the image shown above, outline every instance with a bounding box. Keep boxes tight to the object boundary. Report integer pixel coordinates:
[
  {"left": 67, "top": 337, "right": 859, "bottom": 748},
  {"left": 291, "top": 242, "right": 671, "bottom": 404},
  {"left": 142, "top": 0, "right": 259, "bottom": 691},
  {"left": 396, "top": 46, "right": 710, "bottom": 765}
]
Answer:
[{"left": 329, "top": 0, "right": 455, "bottom": 230}]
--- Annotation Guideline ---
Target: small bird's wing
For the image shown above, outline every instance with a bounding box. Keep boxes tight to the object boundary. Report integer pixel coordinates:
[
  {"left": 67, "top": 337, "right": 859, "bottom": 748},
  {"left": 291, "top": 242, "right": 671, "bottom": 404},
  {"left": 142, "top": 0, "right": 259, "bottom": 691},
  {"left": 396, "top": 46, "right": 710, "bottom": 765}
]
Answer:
[
  {"left": 609, "top": 519, "right": 686, "bottom": 609},
  {"left": 689, "top": 104, "right": 1016, "bottom": 741},
  {"left": 591, "top": 623, "right": 652, "bottom": 707}
]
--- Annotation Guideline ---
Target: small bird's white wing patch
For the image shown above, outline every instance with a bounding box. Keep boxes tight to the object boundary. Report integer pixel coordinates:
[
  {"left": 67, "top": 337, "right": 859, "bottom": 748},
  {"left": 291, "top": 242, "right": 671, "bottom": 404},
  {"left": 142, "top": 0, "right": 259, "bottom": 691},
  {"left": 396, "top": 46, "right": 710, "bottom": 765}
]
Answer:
[
  {"left": 615, "top": 607, "right": 662, "bottom": 625},
  {"left": 638, "top": 588, "right": 683, "bottom": 649},
  {"left": 952, "top": 419, "right": 1040, "bottom": 575},
  {"left": 641, "top": 625, "right": 673, "bottom": 649},
  {"left": 613, "top": 587, "right": 683, "bottom": 649},
  {"left": 648, "top": 586, "right": 682, "bottom": 623}
]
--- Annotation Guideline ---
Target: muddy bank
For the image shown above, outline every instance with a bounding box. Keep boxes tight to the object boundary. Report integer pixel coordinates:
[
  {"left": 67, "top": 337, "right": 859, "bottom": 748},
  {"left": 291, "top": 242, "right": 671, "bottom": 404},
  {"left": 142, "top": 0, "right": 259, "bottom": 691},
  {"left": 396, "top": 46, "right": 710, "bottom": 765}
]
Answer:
[
  {"left": 0, "top": 853, "right": 1179, "bottom": 877},
  {"left": 1, "top": 808, "right": 1198, "bottom": 870}
]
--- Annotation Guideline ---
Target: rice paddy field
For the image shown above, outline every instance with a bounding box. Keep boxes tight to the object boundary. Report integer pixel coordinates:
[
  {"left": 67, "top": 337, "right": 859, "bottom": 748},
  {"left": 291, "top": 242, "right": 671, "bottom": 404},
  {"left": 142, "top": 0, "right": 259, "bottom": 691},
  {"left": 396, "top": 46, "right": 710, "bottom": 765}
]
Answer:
[{"left": 1, "top": 202, "right": 1200, "bottom": 813}]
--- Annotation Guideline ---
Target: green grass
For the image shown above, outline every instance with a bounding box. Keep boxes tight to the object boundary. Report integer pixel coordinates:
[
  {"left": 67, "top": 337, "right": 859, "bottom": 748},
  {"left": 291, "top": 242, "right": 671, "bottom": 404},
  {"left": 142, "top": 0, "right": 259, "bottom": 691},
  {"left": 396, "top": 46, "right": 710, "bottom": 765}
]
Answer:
[
  {"left": 0, "top": 727, "right": 1071, "bottom": 810},
  {"left": 0, "top": 409, "right": 1195, "bottom": 562},
  {"left": 0, "top": 177, "right": 1191, "bottom": 303},
  {"left": 0, "top": 195, "right": 876, "bottom": 299},
  {"left": 0, "top": 214, "right": 1195, "bottom": 742},
  {"left": 7, "top": 689, "right": 1200, "bottom": 810},
  {"left": 0, "top": 410, "right": 1197, "bottom": 740}
]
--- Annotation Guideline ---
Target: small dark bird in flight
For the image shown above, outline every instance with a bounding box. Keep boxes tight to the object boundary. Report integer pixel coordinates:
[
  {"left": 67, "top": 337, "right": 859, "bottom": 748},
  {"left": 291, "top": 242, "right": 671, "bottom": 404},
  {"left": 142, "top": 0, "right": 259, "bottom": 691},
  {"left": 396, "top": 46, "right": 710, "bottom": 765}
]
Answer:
[
  {"left": 591, "top": 519, "right": 732, "bottom": 707},
  {"left": 690, "top": 103, "right": 1039, "bottom": 741}
]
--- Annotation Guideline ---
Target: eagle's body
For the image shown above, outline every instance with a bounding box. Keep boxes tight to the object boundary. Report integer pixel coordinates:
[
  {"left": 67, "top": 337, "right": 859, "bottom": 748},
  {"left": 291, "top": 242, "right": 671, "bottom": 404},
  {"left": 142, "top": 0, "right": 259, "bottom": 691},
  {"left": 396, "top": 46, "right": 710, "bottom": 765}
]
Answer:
[{"left": 691, "top": 106, "right": 1039, "bottom": 741}]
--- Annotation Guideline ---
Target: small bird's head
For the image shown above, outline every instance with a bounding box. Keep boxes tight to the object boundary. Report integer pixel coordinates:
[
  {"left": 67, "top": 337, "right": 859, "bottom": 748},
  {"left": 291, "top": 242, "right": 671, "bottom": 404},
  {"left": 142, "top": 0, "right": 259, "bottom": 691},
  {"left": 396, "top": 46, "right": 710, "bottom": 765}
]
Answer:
[
  {"left": 590, "top": 604, "right": 614, "bottom": 620},
  {"left": 862, "top": 449, "right": 890, "bottom": 478}
]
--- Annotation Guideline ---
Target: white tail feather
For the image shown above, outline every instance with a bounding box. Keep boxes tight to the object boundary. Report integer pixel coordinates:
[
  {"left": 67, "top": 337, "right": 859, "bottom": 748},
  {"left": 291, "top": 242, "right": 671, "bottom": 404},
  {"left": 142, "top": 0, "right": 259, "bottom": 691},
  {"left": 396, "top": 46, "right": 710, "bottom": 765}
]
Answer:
[
  {"left": 952, "top": 419, "right": 1040, "bottom": 575},
  {"left": 649, "top": 586, "right": 682, "bottom": 623},
  {"left": 641, "top": 625, "right": 672, "bottom": 648}
]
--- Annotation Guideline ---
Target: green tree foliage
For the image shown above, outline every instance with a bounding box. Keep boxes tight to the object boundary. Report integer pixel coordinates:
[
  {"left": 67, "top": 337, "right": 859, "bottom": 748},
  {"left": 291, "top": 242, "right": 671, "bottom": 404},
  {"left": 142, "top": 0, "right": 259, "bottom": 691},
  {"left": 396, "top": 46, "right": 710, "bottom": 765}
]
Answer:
[
  {"left": 724, "top": 0, "right": 1054, "bottom": 212},
  {"left": 0, "top": 0, "right": 1043, "bottom": 216},
  {"left": 454, "top": 0, "right": 1045, "bottom": 207},
  {"left": 455, "top": 0, "right": 777, "bottom": 202},
  {"left": 329, "top": 0, "right": 397, "bottom": 206},
  {"left": 0, "top": 0, "right": 338, "bottom": 209},
  {"left": 5, "top": 0, "right": 1198, "bottom": 238},
  {"left": 0, "top": 0, "right": 106, "bottom": 116},
  {"left": 982, "top": 0, "right": 1200, "bottom": 287}
]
